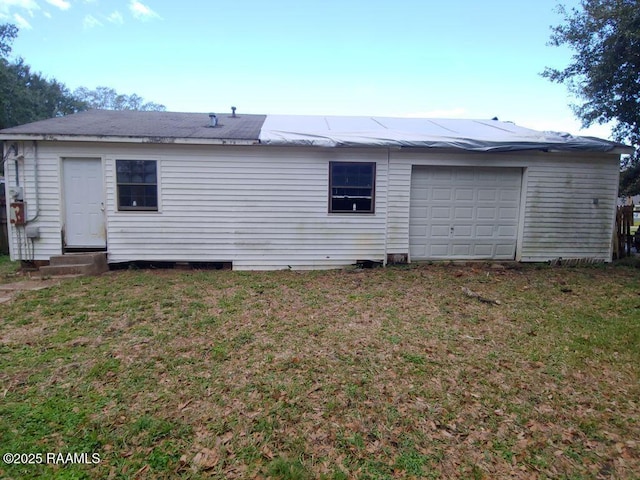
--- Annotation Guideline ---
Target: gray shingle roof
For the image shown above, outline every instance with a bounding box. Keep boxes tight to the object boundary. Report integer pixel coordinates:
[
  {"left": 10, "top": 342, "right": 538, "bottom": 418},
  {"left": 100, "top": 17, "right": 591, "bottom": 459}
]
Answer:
[
  {"left": 0, "top": 110, "right": 265, "bottom": 141},
  {"left": 0, "top": 110, "right": 631, "bottom": 154}
]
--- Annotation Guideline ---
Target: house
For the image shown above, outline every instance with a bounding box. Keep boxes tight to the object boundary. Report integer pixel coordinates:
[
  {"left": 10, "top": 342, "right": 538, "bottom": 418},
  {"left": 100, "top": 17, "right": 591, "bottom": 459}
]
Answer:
[{"left": 0, "top": 109, "right": 632, "bottom": 270}]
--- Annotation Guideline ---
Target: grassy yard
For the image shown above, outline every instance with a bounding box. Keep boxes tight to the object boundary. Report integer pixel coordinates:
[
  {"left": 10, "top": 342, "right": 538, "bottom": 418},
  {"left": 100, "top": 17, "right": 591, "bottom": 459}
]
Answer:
[
  {"left": 0, "top": 255, "right": 21, "bottom": 283},
  {"left": 0, "top": 262, "right": 639, "bottom": 479}
]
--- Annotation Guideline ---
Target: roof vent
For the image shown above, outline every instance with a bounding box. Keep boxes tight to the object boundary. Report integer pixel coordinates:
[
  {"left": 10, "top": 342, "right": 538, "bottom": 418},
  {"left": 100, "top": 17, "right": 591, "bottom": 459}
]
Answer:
[
  {"left": 231, "top": 106, "right": 237, "bottom": 117},
  {"left": 208, "top": 113, "right": 218, "bottom": 127}
]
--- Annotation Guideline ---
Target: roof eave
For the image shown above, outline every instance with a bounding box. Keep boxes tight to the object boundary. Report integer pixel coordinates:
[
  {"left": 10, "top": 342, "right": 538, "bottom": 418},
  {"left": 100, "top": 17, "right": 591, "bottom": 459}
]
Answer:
[{"left": 0, "top": 133, "right": 260, "bottom": 145}]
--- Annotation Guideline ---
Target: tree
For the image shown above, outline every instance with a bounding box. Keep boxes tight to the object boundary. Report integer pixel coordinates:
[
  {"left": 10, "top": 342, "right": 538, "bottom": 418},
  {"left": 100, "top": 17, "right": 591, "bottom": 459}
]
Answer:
[
  {"left": 73, "top": 86, "right": 166, "bottom": 111},
  {"left": 543, "top": 0, "right": 640, "bottom": 194},
  {"left": 0, "top": 23, "right": 18, "bottom": 58}
]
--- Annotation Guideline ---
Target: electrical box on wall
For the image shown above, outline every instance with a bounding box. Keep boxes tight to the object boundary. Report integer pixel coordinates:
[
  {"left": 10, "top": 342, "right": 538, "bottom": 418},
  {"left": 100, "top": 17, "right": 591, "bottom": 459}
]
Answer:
[
  {"left": 10, "top": 202, "right": 26, "bottom": 225},
  {"left": 9, "top": 186, "right": 23, "bottom": 201},
  {"left": 25, "top": 225, "right": 40, "bottom": 239}
]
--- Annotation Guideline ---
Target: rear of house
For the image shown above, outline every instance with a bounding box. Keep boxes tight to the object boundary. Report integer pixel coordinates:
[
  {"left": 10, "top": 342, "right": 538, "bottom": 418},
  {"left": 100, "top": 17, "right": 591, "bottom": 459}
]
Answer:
[{"left": 0, "top": 110, "right": 630, "bottom": 270}]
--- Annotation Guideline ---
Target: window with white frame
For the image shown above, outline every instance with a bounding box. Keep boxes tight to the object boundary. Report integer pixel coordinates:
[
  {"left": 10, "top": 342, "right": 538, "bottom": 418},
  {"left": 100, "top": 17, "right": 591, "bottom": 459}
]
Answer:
[
  {"left": 329, "top": 162, "right": 375, "bottom": 213},
  {"left": 116, "top": 160, "right": 158, "bottom": 211}
]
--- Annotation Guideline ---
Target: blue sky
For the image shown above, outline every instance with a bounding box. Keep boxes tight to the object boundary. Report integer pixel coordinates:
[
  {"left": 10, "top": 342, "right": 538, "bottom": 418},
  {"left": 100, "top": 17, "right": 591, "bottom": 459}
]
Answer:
[{"left": 0, "top": 0, "right": 613, "bottom": 138}]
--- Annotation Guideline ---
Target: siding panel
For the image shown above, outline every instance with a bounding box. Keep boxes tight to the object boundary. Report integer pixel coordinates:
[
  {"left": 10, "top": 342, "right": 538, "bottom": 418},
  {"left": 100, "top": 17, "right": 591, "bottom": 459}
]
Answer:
[
  {"left": 386, "top": 150, "right": 620, "bottom": 263},
  {"left": 104, "top": 145, "right": 388, "bottom": 269},
  {"left": 520, "top": 156, "right": 619, "bottom": 262},
  {"left": 5, "top": 141, "right": 63, "bottom": 261},
  {"left": 6, "top": 140, "right": 620, "bottom": 268}
]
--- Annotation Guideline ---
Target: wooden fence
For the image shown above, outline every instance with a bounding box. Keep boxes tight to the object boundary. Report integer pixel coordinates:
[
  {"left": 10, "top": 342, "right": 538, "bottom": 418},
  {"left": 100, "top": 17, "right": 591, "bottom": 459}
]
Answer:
[
  {"left": 0, "top": 195, "right": 7, "bottom": 255},
  {"left": 613, "top": 204, "right": 635, "bottom": 259}
]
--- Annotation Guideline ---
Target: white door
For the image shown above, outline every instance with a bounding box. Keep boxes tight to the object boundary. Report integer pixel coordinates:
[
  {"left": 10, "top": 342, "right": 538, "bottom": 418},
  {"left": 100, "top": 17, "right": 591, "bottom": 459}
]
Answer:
[
  {"left": 409, "top": 166, "right": 522, "bottom": 260},
  {"left": 63, "top": 158, "right": 105, "bottom": 248}
]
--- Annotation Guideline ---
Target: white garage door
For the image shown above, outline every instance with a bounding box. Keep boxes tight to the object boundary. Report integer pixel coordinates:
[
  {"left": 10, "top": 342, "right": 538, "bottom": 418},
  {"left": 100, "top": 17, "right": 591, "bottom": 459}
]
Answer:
[{"left": 409, "top": 166, "right": 522, "bottom": 260}]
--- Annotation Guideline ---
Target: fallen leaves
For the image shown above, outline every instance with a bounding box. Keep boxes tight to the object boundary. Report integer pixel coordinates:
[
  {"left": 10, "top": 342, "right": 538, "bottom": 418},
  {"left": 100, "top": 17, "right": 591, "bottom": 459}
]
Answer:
[
  {"left": 190, "top": 448, "right": 220, "bottom": 470},
  {"left": 1, "top": 264, "right": 639, "bottom": 479}
]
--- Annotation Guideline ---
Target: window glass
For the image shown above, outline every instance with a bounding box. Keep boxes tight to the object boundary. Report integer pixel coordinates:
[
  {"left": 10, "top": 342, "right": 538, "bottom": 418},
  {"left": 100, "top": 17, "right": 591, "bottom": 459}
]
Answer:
[
  {"left": 116, "top": 160, "right": 158, "bottom": 211},
  {"left": 329, "top": 162, "right": 375, "bottom": 213}
]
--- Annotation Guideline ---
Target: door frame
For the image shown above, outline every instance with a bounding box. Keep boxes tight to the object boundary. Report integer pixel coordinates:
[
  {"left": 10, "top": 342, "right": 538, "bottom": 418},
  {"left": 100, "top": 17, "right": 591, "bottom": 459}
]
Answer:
[
  {"left": 61, "top": 157, "right": 107, "bottom": 251},
  {"left": 408, "top": 165, "right": 524, "bottom": 261}
]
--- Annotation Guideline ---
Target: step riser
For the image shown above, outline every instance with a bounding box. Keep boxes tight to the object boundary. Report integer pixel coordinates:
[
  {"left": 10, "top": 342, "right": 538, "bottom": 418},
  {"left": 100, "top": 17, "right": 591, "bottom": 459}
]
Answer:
[
  {"left": 44, "top": 253, "right": 108, "bottom": 277},
  {"left": 49, "top": 253, "right": 107, "bottom": 267}
]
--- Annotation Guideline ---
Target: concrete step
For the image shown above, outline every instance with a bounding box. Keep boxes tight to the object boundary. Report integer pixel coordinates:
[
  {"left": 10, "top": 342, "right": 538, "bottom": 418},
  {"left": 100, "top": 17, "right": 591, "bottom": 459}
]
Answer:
[
  {"left": 49, "top": 252, "right": 106, "bottom": 266},
  {"left": 43, "top": 252, "right": 108, "bottom": 277}
]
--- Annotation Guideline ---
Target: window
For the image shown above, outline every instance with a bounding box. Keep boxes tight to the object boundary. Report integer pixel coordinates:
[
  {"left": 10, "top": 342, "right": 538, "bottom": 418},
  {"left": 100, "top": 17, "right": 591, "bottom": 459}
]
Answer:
[
  {"left": 329, "top": 162, "right": 375, "bottom": 213},
  {"left": 116, "top": 160, "right": 158, "bottom": 211}
]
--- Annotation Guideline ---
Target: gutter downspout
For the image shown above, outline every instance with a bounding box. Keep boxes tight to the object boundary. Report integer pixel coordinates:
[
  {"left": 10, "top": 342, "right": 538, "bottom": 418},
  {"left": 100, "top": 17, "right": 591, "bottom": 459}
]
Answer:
[
  {"left": 383, "top": 148, "right": 390, "bottom": 267},
  {"left": 26, "top": 140, "right": 39, "bottom": 222}
]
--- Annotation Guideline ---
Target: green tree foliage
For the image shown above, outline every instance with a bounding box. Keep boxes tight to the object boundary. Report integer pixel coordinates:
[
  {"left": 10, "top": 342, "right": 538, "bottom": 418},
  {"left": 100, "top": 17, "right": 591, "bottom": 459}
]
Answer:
[
  {"left": 1, "top": 58, "right": 86, "bottom": 129},
  {"left": 619, "top": 163, "right": 640, "bottom": 196},
  {"left": 543, "top": 0, "right": 640, "bottom": 194},
  {"left": 0, "top": 23, "right": 18, "bottom": 58},
  {"left": 73, "top": 86, "right": 166, "bottom": 111}
]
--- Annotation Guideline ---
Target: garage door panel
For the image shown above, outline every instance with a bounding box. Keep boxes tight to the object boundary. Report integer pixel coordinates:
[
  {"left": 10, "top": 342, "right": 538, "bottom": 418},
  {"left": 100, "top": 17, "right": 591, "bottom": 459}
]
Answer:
[
  {"left": 410, "top": 206, "right": 428, "bottom": 218},
  {"left": 433, "top": 188, "right": 452, "bottom": 200},
  {"left": 478, "top": 189, "right": 498, "bottom": 201},
  {"left": 453, "top": 225, "right": 472, "bottom": 237},
  {"left": 454, "top": 207, "right": 473, "bottom": 219},
  {"left": 412, "top": 188, "right": 428, "bottom": 200},
  {"left": 430, "top": 225, "right": 451, "bottom": 237},
  {"left": 455, "top": 188, "right": 474, "bottom": 201},
  {"left": 430, "top": 245, "right": 449, "bottom": 256},
  {"left": 499, "top": 207, "right": 518, "bottom": 219},
  {"left": 477, "top": 207, "right": 497, "bottom": 219},
  {"left": 500, "top": 189, "right": 520, "bottom": 201},
  {"left": 432, "top": 207, "right": 451, "bottom": 219},
  {"left": 409, "top": 225, "right": 427, "bottom": 237},
  {"left": 497, "top": 225, "right": 518, "bottom": 237},
  {"left": 476, "top": 225, "right": 494, "bottom": 237},
  {"left": 452, "top": 244, "right": 472, "bottom": 255},
  {"left": 410, "top": 166, "right": 522, "bottom": 260},
  {"left": 454, "top": 170, "right": 475, "bottom": 182},
  {"left": 473, "top": 245, "right": 494, "bottom": 256},
  {"left": 495, "top": 244, "right": 515, "bottom": 256}
]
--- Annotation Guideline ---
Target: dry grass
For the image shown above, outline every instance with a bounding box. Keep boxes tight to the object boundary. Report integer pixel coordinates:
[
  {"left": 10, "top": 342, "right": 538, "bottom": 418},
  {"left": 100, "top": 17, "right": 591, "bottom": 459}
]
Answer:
[{"left": 0, "top": 262, "right": 639, "bottom": 479}]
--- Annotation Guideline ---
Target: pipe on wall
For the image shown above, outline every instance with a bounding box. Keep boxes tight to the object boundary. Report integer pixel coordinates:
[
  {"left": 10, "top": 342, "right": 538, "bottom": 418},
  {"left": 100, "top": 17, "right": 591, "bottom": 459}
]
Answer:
[{"left": 26, "top": 141, "right": 39, "bottom": 222}]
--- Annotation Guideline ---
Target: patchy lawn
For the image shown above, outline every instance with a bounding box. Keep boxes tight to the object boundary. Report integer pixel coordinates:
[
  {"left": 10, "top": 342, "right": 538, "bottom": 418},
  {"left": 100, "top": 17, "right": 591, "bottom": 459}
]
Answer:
[
  {"left": 0, "top": 255, "right": 21, "bottom": 284},
  {"left": 0, "top": 263, "right": 638, "bottom": 479}
]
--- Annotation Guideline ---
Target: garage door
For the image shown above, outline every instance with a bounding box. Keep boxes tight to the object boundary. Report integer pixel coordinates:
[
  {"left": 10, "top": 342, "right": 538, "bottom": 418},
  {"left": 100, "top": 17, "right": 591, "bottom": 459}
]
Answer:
[{"left": 409, "top": 166, "right": 522, "bottom": 260}]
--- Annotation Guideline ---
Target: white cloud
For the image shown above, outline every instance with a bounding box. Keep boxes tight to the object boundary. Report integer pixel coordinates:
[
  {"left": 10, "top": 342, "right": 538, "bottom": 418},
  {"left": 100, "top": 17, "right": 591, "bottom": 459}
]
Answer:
[
  {"left": 129, "top": 0, "right": 160, "bottom": 21},
  {"left": 13, "top": 12, "right": 33, "bottom": 29},
  {"left": 83, "top": 14, "right": 103, "bottom": 29},
  {"left": 0, "top": 0, "right": 39, "bottom": 18},
  {"left": 45, "top": 0, "right": 71, "bottom": 10},
  {"left": 107, "top": 10, "right": 124, "bottom": 24}
]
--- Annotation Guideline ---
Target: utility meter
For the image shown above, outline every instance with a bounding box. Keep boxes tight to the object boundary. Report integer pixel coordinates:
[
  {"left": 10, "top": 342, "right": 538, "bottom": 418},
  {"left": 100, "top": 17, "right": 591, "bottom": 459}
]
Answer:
[{"left": 10, "top": 202, "right": 26, "bottom": 225}]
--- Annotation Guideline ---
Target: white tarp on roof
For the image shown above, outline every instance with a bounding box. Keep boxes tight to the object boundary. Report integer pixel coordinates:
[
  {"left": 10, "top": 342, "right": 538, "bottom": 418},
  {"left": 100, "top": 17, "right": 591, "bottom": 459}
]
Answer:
[{"left": 259, "top": 115, "right": 629, "bottom": 152}]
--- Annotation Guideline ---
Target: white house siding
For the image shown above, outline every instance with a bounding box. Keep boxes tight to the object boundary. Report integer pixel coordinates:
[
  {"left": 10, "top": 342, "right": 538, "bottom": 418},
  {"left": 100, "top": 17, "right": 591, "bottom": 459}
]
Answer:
[
  {"left": 5, "top": 141, "right": 64, "bottom": 262},
  {"left": 519, "top": 153, "right": 620, "bottom": 262},
  {"left": 386, "top": 150, "right": 620, "bottom": 263},
  {"left": 102, "top": 144, "right": 387, "bottom": 270},
  {"left": 6, "top": 142, "right": 387, "bottom": 269},
  {"left": 5, "top": 141, "right": 619, "bottom": 268}
]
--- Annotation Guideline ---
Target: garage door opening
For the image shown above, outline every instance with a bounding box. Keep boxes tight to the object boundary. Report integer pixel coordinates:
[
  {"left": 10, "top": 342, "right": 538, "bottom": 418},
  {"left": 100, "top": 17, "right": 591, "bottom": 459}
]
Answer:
[{"left": 409, "top": 166, "right": 522, "bottom": 261}]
